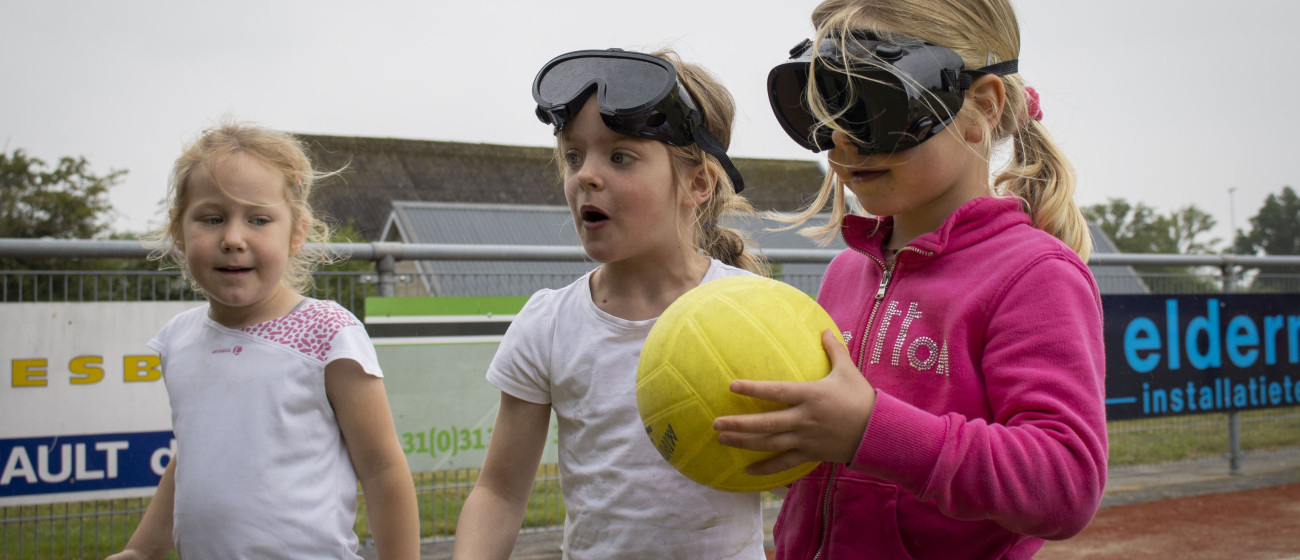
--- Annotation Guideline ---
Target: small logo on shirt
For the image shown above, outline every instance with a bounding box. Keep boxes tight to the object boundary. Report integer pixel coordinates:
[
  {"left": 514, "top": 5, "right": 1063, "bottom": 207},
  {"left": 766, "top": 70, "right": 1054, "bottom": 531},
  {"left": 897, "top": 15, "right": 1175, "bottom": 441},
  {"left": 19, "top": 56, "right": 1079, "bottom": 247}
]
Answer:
[{"left": 211, "top": 345, "right": 243, "bottom": 356}]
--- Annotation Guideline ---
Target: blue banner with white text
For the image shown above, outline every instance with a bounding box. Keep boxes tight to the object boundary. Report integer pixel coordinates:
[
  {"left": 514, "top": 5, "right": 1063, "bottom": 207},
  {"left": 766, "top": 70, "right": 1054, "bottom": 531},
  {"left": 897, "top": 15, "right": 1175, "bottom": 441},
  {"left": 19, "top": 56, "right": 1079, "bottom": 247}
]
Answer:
[
  {"left": 1, "top": 431, "right": 175, "bottom": 502},
  {"left": 1103, "top": 294, "right": 1300, "bottom": 420}
]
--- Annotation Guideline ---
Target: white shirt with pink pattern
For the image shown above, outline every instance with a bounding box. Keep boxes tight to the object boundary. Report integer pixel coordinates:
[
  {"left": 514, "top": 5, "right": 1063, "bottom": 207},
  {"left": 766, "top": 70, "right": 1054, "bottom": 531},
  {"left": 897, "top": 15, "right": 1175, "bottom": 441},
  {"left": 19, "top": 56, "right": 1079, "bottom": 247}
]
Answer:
[{"left": 147, "top": 298, "right": 382, "bottom": 560}]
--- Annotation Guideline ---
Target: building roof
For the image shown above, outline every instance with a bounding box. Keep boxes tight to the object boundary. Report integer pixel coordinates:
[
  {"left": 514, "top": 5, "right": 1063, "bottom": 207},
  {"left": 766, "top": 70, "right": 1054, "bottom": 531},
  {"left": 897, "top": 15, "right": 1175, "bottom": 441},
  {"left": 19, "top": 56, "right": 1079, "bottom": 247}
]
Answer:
[
  {"left": 381, "top": 201, "right": 1147, "bottom": 296},
  {"left": 1088, "top": 222, "right": 1149, "bottom": 294},
  {"left": 296, "top": 132, "right": 1145, "bottom": 295},
  {"left": 381, "top": 201, "right": 841, "bottom": 296},
  {"left": 297, "top": 133, "right": 827, "bottom": 241}
]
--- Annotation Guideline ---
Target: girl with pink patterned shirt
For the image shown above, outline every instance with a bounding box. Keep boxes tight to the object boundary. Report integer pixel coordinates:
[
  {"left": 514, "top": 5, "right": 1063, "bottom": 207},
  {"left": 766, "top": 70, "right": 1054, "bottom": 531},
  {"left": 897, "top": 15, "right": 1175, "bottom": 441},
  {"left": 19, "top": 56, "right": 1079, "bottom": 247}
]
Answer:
[{"left": 109, "top": 121, "right": 418, "bottom": 560}]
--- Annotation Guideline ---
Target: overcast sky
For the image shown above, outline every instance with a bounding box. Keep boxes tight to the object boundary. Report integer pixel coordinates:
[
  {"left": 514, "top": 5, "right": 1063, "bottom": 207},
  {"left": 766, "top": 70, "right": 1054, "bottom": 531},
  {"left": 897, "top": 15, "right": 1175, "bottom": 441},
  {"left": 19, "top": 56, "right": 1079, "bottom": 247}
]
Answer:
[{"left": 3, "top": 1, "right": 1297, "bottom": 247}]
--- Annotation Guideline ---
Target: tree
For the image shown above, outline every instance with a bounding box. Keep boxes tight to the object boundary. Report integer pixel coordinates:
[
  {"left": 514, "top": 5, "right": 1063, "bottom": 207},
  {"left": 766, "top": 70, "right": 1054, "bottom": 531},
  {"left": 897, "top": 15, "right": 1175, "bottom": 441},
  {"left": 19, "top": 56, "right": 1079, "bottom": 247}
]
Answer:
[
  {"left": 1234, "top": 186, "right": 1300, "bottom": 257},
  {"left": 1085, "top": 198, "right": 1169, "bottom": 254},
  {"left": 1082, "top": 198, "right": 1220, "bottom": 293},
  {"left": 1, "top": 149, "right": 136, "bottom": 301},
  {"left": 1164, "top": 205, "right": 1220, "bottom": 255},
  {"left": 1, "top": 149, "right": 124, "bottom": 240},
  {"left": 1232, "top": 186, "right": 1300, "bottom": 291},
  {"left": 1084, "top": 198, "right": 1219, "bottom": 255}
]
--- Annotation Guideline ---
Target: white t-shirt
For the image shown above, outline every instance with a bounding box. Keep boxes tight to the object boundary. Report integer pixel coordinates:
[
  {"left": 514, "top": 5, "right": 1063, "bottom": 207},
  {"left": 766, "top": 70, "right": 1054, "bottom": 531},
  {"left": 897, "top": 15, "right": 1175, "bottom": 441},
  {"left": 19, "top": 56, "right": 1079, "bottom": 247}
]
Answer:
[
  {"left": 487, "top": 259, "right": 766, "bottom": 560},
  {"left": 147, "top": 299, "right": 382, "bottom": 560}
]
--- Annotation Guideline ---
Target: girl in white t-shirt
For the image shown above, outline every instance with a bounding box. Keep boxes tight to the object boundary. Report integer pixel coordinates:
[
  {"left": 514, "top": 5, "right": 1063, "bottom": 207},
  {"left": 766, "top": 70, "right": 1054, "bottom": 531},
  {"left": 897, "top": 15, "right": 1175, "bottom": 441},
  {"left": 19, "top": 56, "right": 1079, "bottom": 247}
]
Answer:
[
  {"left": 452, "top": 49, "right": 770, "bottom": 560},
  {"left": 109, "top": 121, "right": 419, "bottom": 560}
]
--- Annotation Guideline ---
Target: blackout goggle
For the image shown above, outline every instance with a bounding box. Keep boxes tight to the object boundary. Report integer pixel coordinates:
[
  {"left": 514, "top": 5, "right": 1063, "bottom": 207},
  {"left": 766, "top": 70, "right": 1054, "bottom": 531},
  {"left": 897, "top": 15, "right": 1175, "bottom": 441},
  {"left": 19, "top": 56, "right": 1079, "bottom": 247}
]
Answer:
[
  {"left": 533, "top": 49, "right": 745, "bottom": 192},
  {"left": 767, "top": 32, "right": 1018, "bottom": 155}
]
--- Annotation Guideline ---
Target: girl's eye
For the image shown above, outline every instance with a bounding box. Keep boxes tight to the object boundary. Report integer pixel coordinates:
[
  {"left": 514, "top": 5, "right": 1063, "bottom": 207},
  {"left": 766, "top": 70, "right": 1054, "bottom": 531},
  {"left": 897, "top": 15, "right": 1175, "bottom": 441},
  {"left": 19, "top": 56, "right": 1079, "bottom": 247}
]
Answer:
[
  {"left": 564, "top": 152, "right": 582, "bottom": 167},
  {"left": 201, "top": 216, "right": 223, "bottom": 226},
  {"left": 610, "top": 152, "right": 628, "bottom": 164},
  {"left": 250, "top": 217, "right": 270, "bottom": 226}
]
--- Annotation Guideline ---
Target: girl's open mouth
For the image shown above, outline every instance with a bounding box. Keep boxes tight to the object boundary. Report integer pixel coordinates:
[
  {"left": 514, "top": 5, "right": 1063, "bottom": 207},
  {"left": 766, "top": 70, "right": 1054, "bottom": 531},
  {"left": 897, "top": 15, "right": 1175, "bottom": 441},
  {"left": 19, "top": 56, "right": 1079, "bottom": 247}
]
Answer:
[{"left": 580, "top": 206, "right": 610, "bottom": 226}]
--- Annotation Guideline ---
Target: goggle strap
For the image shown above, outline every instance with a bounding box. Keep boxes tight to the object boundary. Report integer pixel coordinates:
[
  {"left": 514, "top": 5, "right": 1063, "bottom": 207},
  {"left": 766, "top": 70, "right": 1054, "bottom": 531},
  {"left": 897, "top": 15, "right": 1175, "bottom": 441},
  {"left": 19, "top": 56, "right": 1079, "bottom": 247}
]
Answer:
[
  {"left": 958, "top": 59, "right": 1019, "bottom": 90},
  {"left": 693, "top": 126, "right": 746, "bottom": 194},
  {"left": 970, "top": 59, "right": 1019, "bottom": 78}
]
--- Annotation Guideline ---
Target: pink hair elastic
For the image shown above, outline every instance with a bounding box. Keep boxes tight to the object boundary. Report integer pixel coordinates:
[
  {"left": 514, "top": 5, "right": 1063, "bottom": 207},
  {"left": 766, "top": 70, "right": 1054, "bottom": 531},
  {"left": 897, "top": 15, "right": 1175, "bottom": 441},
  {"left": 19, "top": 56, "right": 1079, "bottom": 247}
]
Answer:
[{"left": 1024, "top": 86, "right": 1043, "bottom": 122}]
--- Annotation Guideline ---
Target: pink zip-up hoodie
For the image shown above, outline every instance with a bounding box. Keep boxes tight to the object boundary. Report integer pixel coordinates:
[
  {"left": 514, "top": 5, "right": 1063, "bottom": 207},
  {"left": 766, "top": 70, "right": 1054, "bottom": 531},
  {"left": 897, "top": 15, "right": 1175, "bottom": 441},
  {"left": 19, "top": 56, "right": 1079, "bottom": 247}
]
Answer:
[{"left": 774, "top": 197, "right": 1107, "bottom": 560}]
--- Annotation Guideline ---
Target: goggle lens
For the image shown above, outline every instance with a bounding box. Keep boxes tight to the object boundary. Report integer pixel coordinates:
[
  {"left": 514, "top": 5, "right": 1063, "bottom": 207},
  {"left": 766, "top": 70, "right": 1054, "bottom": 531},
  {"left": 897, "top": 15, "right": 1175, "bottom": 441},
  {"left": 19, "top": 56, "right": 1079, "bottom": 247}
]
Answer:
[
  {"left": 769, "top": 61, "right": 826, "bottom": 151},
  {"left": 535, "top": 56, "right": 674, "bottom": 117},
  {"left": 768, "top": 33, "right": 1013, "bottom": 156},
  {"left": 533, "top": 49, "right": 747, "bottom": 192}
]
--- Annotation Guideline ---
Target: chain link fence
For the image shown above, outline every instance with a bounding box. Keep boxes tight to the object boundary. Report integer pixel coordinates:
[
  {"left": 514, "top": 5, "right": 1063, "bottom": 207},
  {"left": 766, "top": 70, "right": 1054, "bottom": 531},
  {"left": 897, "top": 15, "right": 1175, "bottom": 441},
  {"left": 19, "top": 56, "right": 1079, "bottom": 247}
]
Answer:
[{"left": 3, "top": 242, "right": 1299, "bottom": 558}]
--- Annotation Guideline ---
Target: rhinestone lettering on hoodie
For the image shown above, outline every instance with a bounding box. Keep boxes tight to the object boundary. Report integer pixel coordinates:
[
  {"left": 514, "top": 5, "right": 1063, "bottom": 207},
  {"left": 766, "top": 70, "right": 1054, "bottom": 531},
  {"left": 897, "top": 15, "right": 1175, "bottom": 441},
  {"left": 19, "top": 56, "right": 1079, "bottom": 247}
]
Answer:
[{"left": 869, "top": 299, "right": 950, "bottom": 376}]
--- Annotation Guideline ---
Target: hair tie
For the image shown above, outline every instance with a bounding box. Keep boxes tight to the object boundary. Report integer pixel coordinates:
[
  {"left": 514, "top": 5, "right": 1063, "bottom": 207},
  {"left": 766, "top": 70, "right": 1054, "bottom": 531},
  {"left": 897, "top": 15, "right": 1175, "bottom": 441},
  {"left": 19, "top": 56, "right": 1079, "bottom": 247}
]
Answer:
[{"left": 1024, "top": 86, "right": 1044, "bottom": 122}]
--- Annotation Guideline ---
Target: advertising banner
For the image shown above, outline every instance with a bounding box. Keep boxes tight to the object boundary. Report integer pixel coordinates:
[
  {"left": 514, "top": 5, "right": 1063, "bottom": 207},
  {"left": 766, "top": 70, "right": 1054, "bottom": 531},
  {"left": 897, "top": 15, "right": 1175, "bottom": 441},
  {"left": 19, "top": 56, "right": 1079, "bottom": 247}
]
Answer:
[
  {"left": 7, "top": 292, "right": 1294, "bottom": 504},
  {"left": 1103, "top": 294, "right": 1300, "bottom": 420},
  {"left": 1, "top": 301, "right": 200, "bottom": 505},
  {"left": 366, "top": 297, "right": 559, "bottom": 472}
]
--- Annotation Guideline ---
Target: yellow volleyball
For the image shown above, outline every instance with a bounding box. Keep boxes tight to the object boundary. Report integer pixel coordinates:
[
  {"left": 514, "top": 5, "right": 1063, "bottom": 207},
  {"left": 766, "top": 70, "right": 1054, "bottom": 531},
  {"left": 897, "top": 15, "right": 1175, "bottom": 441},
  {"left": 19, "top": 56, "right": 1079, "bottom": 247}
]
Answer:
[{"left": 636, "top": 276, "right": 840, "bottom": 492}]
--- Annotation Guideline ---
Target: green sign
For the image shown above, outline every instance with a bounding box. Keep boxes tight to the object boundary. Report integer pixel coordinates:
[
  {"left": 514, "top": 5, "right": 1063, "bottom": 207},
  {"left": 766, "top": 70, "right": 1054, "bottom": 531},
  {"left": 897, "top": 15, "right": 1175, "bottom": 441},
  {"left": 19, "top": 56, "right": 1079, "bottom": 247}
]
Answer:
[{"left": 366, "top": 297, "right": 558, "bottom": 471}]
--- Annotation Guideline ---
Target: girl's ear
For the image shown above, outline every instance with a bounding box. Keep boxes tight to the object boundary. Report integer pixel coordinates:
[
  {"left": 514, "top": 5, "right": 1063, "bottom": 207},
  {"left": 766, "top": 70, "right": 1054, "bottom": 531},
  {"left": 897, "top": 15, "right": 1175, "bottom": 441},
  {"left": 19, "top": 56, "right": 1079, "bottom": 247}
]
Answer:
[
  {"left": 963, "top": 74, "right": 1006, "bottom": 144},
  {"left": 171, "top": 222, "right": 185, "bottom": 252},
  {"left": 289, "top": 218, "right": 308, "bottom": 257},
  {"left": 683, "top": 164, "right": 715, "bottom": 209}
]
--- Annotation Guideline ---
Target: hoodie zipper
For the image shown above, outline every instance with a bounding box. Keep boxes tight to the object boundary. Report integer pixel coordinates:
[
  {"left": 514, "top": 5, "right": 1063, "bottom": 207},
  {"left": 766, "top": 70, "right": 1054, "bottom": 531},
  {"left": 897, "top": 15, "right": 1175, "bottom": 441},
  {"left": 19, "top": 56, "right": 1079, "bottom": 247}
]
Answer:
[
  {"left": 857, "top": 266, "right": 893, "bottom": 370},
  {"left": 811, "top": 463, "right": 837, "bottom": 560},
  {"left": 811, "top": 244, "right": 889, "bottom": 560},
  {"left": 810, "top": 241, "right": 930, "bottom": 559}
]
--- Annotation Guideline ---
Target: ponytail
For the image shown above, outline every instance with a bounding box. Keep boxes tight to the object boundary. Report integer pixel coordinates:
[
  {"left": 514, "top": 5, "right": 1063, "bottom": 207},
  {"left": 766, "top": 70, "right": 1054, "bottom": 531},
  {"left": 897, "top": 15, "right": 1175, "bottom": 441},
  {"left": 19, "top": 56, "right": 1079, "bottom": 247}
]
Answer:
[
  {"left": 652, "top": 49, "right": 769, "bottom": 276},
  {"left": 695, "top": 188, "right": 767, "bottom": 275},
  {"left": 995, "top": 79, "right": 1092, "bottom": 261}
]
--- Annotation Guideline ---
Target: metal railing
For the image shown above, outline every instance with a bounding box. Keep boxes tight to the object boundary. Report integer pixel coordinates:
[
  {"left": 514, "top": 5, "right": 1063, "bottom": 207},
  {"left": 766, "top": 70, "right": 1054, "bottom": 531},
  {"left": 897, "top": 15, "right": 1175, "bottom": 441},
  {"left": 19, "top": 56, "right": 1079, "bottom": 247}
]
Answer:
[{"left": 3, "top": 238, "right": 1300, "bottom": 558}]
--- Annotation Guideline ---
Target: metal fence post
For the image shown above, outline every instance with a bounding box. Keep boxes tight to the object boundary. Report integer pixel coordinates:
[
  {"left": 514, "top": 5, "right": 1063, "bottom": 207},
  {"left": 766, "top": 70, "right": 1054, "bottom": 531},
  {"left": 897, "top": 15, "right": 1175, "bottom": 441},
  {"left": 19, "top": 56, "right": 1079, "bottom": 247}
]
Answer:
[
  {"left": 1222, "top": 262, "right": 1243, "bottom": 475},
  {"left": 376, "top": 254, "right": 396, "bottom": 298}
]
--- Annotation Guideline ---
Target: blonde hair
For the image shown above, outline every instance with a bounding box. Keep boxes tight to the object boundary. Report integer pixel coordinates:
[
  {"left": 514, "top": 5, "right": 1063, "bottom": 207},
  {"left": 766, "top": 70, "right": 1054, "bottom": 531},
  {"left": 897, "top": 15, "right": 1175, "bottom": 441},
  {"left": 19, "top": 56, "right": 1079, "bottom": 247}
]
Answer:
[
  {"left": 552, "top": 50, "right": 767, "bottom": 275},
  {"left": 148, "top": 120, "right": 338, "bottom": 294},
  {"left": 784, "top": 0, "right": 1091, "bottom": 260}
]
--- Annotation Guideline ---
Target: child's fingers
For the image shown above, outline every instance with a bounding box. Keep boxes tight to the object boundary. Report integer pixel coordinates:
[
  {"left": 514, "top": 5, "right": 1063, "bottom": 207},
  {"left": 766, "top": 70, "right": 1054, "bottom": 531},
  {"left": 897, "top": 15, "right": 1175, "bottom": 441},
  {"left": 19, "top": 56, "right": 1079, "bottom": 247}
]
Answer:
[
  {"left": 822, "top": 328, "right": 852, "bottom": 364},
  {"left": 725, "top": 330, "right": 848, "bottom": 406},
  {"left": 713, "top": 406, "right": 800, "bottom": 434},
  {"left": 715, "top": 429, "right": 797, "bottom": 452},
  {"left": 727, "top": 378, "right": 806, "bottom": 405}
]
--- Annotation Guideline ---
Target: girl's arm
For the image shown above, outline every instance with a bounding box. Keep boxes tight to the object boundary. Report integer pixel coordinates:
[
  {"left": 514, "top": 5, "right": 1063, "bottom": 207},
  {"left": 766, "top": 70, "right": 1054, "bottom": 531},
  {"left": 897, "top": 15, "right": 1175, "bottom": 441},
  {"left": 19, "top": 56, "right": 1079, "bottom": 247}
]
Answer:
[
  {"left": 452, "top": 392, "right": 551, "bottom": 560},
  {"left": 106, "top": 457, "right": 177, "bottom": 560},
  {"left": 326, "top": 359, "right": 420, "bottom": 560},
  {"left": 878, "top": 257, "right": 1107, "bottom": 538}
]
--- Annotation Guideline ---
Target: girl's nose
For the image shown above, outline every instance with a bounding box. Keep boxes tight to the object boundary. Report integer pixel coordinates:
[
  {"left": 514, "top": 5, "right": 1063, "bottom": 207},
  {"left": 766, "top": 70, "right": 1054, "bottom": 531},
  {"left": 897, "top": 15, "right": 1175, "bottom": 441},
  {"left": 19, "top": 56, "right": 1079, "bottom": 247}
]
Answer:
[
  {"left": 221, "top": 226, "right": 247, "bottom": 252},
  {"left": 830, "top": 130, "right": 858, "bottom": 150},
  {"left": 574, "top": 160, "right": 604, "bottom": 191}
]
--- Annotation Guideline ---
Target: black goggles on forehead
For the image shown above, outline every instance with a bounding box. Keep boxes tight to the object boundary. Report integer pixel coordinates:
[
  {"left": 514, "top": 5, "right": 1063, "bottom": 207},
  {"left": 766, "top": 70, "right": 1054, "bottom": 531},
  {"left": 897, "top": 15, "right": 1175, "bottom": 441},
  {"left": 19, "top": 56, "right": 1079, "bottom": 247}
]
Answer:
[
  {"left": 767, "top": 32, "right": 1018, "bottom": 155},
  {"left": 533, "top": 49, "right": 745, "bottom": 192}
]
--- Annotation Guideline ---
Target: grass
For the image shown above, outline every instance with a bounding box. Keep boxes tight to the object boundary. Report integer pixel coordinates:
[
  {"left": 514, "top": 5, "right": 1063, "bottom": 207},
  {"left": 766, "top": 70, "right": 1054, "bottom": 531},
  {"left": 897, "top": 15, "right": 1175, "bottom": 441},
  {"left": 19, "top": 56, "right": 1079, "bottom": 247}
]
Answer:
[
  {"left": 355, "top": 463, "right": 564, "bottom": 542},
  {"left": 8, "top": 407, "right": 1298, "bottom": 558},
  {"left": 1107, "top": 407, "right": 1300, "bottom": 467},
  {"left": 0, "top": 498, "right": 177, "bottom": 560}
]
